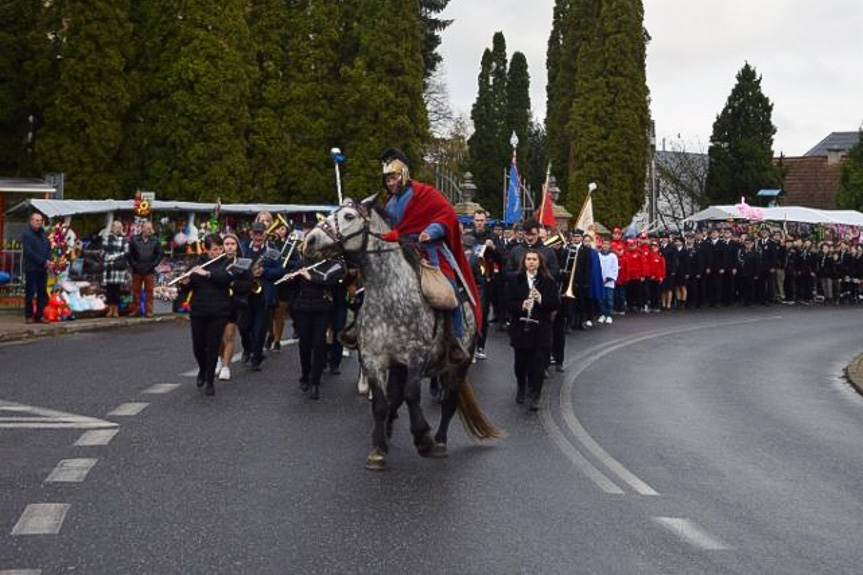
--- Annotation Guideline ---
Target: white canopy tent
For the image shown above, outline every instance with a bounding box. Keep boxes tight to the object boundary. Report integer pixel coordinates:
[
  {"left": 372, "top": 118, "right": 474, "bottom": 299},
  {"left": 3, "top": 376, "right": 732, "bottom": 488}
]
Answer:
[{"left": 684, "top": 205, "right": 863, "bottom": 227}]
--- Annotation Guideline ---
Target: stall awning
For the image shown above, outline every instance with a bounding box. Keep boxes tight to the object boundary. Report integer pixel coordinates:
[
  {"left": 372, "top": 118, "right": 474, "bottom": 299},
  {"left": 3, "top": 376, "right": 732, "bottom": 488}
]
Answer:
[
  {"left": 6, "top": 199, "right": 336, "bottom": 218},
  {"left": 684, "top": 205, "right": 863, "bottom": 226},
  {"left": 0, "top": 178, "right": 57, "bottom": 194}
]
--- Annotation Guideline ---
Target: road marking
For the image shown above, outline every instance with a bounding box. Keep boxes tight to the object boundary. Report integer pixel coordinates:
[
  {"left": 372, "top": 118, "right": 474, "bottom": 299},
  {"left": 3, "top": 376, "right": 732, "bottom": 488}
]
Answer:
[
  {"left": 558, "top": 317, "right": 780, "bottom": 496},
  {"left": 0, "top": 570, "right": 43, "bottom": 575},
  {"left": 538, "top": 397, "right": 625, "bottom": 495},
  {"left": 11, "top": 504, "right": 70, "bottom": 535},
  {"left": 74, "top": 428, "right": 119, "bottom": 446},
  {"left": 107, "top": 403, "right": 149, "bottom": 416},
  {"left": 142, "top": 383, "right": 181, "bottom": 394},
  {"left": 44, "top": 458, "right": 98, "bottom": 483},
  {"left": 654, "top": 517, "right": 730, "bottom": 550},
  {"left": 0, "top": 400, "right": 118, "bottom": 430}
]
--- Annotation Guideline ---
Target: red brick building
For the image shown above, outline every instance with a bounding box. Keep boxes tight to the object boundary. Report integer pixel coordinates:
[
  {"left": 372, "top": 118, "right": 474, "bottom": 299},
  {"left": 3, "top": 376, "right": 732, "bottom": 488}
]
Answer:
[{"left": 778, "top": 132, "right": 860, "bottom": 208}]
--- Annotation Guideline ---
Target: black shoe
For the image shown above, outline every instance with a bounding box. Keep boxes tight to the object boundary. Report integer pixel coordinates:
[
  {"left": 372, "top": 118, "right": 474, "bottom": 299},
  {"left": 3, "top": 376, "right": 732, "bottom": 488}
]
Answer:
[
  {"left": 264, "top": 335, "right": 274, "bottom": 350},
  {"left": 300, "top": 376, "right": 310, "bottom": 392},
  {"left": 250, "top": 360, "right": 262, "bottom": 372},
  {"left": 329, "top": 365, "right": 341, "bottom": 375},
  {"left": 204, "top": 382, "right": 215, "bottom": 396},
  {"left": 310, "top": 385, "right": 320, "bottom": 400},
  {"left": 272, "top": 341, "right": 281, "bottom": 352},
  {"left": 529, "top": 396, "right": 540, "bottom": 411},
  {"left": 241, "top": 352, "right": 250, "bottom": 364},
  {"left": 516, "top": 387, "right": 526, "bottom": 404},
  {"left": 555, "top": 364, "right": 565, "bottom": 373},
  {"left": 196, "top": 375, "right": 206, "bottom": 388}
]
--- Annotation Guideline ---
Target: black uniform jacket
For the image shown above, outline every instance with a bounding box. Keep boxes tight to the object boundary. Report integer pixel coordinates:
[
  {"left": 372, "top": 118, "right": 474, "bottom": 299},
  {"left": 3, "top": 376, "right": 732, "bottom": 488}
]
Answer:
[
  {"left": 188, "top": 258, "right": 233, "bottom": 318},
  {"left": 506, "top": 271, "right": 560, "bottom": 349}
]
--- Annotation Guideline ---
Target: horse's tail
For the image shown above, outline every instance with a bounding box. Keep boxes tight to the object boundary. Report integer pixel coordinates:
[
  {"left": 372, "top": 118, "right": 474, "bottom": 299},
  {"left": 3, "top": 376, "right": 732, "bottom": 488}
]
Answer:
[{"left": 457, "top": 378, "right": 505, "bottom": 441}]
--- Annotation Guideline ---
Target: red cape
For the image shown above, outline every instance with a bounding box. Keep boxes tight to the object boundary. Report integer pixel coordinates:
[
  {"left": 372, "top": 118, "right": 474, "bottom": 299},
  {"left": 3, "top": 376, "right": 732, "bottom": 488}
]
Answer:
[{"left": 389, "top": 181, "right": 482, "bottom": 332}]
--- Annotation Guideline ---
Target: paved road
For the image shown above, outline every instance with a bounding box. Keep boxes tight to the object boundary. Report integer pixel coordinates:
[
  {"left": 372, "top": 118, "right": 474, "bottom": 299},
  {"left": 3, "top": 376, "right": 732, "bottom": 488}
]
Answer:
[{"left": 2, "top": 306, "right": 863, "bottom": 574}]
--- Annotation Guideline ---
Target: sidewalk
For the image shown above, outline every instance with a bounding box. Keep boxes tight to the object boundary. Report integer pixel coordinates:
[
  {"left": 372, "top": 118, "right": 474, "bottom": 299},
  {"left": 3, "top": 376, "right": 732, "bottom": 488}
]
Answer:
[{"left": 0, "top": 308, "right": 185, "bottom": 344}]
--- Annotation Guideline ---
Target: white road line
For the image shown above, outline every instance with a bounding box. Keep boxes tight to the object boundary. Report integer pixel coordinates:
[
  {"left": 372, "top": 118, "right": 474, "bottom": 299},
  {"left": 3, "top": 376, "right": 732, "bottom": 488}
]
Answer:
[
  {"left": 0, "top": 570, "right": 43, "bottom": 575},
  {"left": 107, "top": 403, "right": 149, "bottom": 417},
  {"left": 654, "top": 517, "right": 730, "bottom": 551},
  {"left": 538, "top": 396, "right": 625, "bottom": 495},
  {"left": 74, "top": 429, "right": 119, "bottom": 446},
  {"left": 559, "top": 317, "right": 780, "bottom": 497},
  {"left": 142, "top": 383, "right": 181, "bottom": 394},
  {"left": 11, "top": 504, "right": 70, "bottom": 535},
  {"left": 44, "top": 458, "right": 98, "bottom": 483},
  {"left": 0, "top": 400, "right": 118, "bottom": 430}
]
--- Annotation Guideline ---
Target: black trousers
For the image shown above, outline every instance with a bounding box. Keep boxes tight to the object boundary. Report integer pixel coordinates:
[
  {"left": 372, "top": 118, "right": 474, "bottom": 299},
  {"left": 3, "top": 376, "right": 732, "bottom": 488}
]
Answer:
[
  {"left": 738, "top": 276, "right": 755, "bottom": 306},
  {"left": 626, "top": 281, "right": 644, "bottom": 310},
  {"left": 514, "top": 347, "right": 549, "bottom": 399},
  {"left": 551, "top": 299, "right": 571, "bottom": 364},
  {"left": 239, "top": 298, "right": 268, "bottom": 362},
  {"left": 191, "top": 315, "right": 229, "bottom": 384},
  {"left": 328, "top": 303, "right": 348, "bottom": 369},
  {"left": 687, "top": 276, "right": 701, "bottom": 308},
  {"left": 478, "top": 283, "right": 491, "bottom": 350},
  {"left": 756, "top": 271, "right": 774, "bottom": 303},
  {"left": 647, "top": 280, "right": 660, "bottom": 309},
  {"left": 294, "top": 310, "right": 330, "bottom": 385},
  {"left": 24, "top": 269, "right": 48, "bottom": 320},
  {"left": 105, "top": 284, "right": 122, "bottom": 306}
]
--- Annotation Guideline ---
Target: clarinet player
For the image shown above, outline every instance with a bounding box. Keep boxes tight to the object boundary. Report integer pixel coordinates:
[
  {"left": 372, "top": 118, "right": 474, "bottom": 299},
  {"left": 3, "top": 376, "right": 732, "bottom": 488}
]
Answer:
[{"left": 507, "top": 248, "right": 560, "bottom": 411}]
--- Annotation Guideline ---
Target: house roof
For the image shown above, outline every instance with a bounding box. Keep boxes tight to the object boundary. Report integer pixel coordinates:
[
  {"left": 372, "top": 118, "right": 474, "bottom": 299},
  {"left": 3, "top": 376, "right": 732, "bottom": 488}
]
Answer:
[
  {"left": 684, "top": 205, "right": 863, "bottom": 226},
  {"left": 0, "top": 177, "right": 57, "bottom": 194},
  {"left": 804, "top": 131, "right": 860, "bottom": 157},
  {"left": 5, "top": 199, "right": 335, "bottom": 218},
  {"left": 779, "top": 156, "right": 843, "bottom": 209}
]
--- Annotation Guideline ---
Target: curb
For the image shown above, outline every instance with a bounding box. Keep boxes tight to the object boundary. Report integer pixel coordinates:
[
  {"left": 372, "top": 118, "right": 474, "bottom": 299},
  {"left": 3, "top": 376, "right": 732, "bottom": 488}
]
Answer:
[
  {"left": 0, "top": 314, "right": 189, "bottom": 345},
  {"left": 844, "top": 353, "right": 863, "bottom": 396}
]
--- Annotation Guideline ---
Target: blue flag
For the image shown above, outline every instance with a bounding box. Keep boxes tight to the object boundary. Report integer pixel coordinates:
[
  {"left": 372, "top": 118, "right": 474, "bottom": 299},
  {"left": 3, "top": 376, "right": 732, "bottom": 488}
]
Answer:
[{"left": 504, "top": 161, "right": 521, "bottom": 225}]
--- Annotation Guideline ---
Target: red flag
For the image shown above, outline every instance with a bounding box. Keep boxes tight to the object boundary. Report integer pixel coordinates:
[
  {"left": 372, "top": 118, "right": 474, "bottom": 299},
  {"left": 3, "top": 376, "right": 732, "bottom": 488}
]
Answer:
[{"left": 538, "top": 181, "right": 556, "bottom": 229}]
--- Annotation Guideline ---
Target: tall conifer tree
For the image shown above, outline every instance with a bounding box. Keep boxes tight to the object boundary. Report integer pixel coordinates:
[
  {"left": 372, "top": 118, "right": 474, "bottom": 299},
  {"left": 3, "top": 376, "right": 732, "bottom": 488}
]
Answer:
[
  {"left": 706, "top": 63, "right": 781, "bottom": 205},
  {"left": 33, "top": 0, "right": 132, "bottom": 198},
  {"left": 467, "top": 50, "right": 498, "bottom": 209},
  {"left": 342, "top": 0, "right": 428, "bottom": 197},
  {"left": 132, "top": 0, "right": 255, "bottom": 202},
  {"left": 567, "top": 0, "right": 649, "bottom": 227}
]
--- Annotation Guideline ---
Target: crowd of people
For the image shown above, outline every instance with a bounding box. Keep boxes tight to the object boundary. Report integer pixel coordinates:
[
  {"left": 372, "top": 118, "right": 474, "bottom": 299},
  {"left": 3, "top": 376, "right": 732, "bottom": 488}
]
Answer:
[{"left": 19, "top": 151, "right": 863, "bottom": 408}]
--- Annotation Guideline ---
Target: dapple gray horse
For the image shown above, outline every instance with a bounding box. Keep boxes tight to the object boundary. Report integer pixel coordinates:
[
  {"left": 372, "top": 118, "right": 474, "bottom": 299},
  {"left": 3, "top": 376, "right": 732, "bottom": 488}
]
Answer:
[{"left": 302, "top": 200, "right": 502, "bottom": 470}]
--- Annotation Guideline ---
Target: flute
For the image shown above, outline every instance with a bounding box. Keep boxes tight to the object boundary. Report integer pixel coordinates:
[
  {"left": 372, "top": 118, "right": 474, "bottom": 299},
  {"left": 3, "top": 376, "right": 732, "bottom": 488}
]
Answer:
[
  {"left": 273, "top": 259, "right": 327, "bottom": 285},
  {"left": 168, "top": 253, "right": 226, "bottom": 286}
]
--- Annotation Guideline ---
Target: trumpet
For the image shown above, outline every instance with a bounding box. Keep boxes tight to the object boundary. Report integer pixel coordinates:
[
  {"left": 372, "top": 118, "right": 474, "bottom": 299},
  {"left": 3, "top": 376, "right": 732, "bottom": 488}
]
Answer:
[
  {"left": 544, "top": 232, "right": 567, "bottom": 249},
  {"left": 562, "top": 254, "right": 577, "bottom": 298},
  {"left": 168, "top": 253, "right": 226, "bottom": 286}
]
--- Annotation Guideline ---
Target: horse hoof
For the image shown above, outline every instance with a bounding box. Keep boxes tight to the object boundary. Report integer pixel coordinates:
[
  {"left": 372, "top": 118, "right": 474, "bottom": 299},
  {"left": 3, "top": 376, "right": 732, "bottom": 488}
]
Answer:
[
  {"left": 365, "top": 448, "right": 387, "bottom": 471},
  {"left": 430, "top": 442, "right": 448, "bottom": 458},
  {"left": 415, "top": 435, "right": 435, "bottom": 457}
]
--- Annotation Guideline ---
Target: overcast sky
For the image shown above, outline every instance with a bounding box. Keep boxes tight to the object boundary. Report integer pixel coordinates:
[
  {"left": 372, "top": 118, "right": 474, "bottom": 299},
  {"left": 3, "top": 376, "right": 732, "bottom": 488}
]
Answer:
[{"left": 437, "top": 0, "right": 863, "bottom": 157}]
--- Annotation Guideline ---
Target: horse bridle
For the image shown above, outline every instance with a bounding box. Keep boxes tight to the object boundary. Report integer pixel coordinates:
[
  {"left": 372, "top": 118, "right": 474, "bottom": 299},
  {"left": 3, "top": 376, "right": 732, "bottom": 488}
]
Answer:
[{"left": 316, "top": 202, "right": 400, "bottom": 254}]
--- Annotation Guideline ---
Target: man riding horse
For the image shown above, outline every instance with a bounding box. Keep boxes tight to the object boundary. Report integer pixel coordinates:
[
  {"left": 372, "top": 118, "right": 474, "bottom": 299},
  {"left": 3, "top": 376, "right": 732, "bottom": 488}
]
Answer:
[{"left": 377, "top": 148, "right": 483, "bottom": 364}]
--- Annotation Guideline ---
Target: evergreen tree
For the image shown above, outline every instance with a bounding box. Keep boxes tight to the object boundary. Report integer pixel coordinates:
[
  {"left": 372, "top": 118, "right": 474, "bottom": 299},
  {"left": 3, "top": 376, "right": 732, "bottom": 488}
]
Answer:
[
  {"left": 567, "top": 0, "right": 649, "bottom": 227},
  {"left": 468, "top": 32, "right": 510, "bottom": 215},
  {"left": 33, "top": 0, "right": 132, "bottom": 198},
  {"left": 0, "top": 0, "right": 40, "bottom": 175},
  {"left": 507, "top": 51, "right": 531, "bottom": 176},
  {"left": 836, "top": 131, "right": 863, "bottom": 210},
  {"left": 419, "top": 0, "right": 452, "bottom": 84},
  {"left": 342, "top": 0, "right": 428, "bottom": 198},
  {"left": 131, "top": 0, "right": 255, "bottom": 202},
  {"left": 279, "top": 0, "right": 345, "bottom": 204},
  {"left": 525, "top": 121, "right": 548, "bottom": 205},
  {"left": 467, "top": 49, "right": 498, "bottom": 208},
  {"left": 706, "top": 62, "right": 782, "bottom": 205}
]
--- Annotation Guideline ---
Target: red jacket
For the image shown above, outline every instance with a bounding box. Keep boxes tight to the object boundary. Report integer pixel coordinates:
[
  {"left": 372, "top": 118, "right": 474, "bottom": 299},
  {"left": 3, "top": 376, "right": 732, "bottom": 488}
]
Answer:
[
  {"left": 622, "top": 249, "right": 644, "bottom": 283},
  {"left": 645, "top": 251, "right": 666, "bottom": 281}
]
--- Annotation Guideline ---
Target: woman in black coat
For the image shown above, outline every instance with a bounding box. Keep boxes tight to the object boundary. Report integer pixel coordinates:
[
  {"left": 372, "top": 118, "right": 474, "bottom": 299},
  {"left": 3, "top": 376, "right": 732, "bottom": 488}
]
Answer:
[
  {"left": 507, "top": 248, "right": 560, "bottom": 411},
  {"left": 180, "top": 234, "right": 233, "bottom": 396}
]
